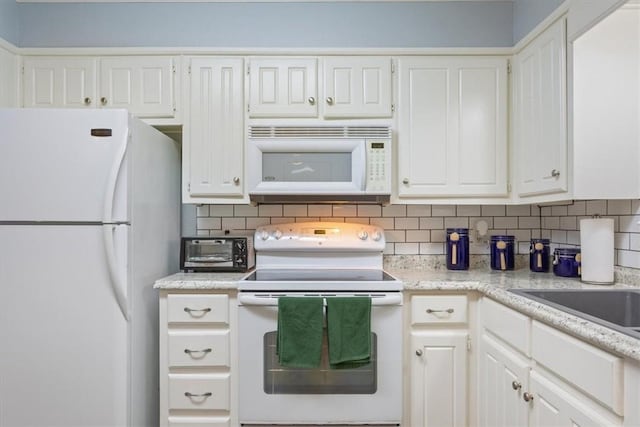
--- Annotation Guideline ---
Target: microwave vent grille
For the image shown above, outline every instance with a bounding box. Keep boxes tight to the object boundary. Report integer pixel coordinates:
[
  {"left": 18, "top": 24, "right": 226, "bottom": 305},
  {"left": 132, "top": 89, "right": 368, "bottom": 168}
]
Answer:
[{"left": 249, "top": 126, "right": 391, "bottom": 139}]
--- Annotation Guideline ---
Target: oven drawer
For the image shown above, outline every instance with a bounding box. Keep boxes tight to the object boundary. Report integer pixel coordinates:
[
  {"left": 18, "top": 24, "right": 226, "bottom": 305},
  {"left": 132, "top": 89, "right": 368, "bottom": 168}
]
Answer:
[
  {"left": 411, "top": 294, "right": 468, "bottom": 325},
  {"left": 168, "top": 331, "right": 230, "bottom": 367},
  {"left": 167, "top": 294, "right": 229, "bottom": 324},
  {"left": 168, "top": 374, "right": 230, "bottom": 410}
]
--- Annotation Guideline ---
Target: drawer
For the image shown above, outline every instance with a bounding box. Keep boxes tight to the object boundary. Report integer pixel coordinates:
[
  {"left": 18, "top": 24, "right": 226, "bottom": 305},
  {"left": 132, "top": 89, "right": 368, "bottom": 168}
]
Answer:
[
  {"left": 168, "top": 331, "right": 230, "bottom": 367},
  {"left": 168, "top": 374, "right": 230, "bottom": 411},
  {"left": 411, "top": 294, "right": 468, "bottom": 325},
  {"left": 167, "top": 294, "right": 229, "bottom": 324},
  {"left": 481, "top": 297, "right": 530, "bottom": 356},
  {"left": 531, "top": 320, "right": 624, "bottom": 415},
  {"left": 169, "top": 417, "right": 230, "bottom": 427}
]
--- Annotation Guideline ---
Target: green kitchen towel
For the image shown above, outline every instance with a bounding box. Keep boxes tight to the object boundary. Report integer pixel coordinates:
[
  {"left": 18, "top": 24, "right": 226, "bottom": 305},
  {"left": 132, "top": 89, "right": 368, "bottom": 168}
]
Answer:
[
  {"left": 277, "top": 297, "right": 324, "bottom": 368},
  {"left": 327, "top": 297, "right": 372, "bottom": 366}
]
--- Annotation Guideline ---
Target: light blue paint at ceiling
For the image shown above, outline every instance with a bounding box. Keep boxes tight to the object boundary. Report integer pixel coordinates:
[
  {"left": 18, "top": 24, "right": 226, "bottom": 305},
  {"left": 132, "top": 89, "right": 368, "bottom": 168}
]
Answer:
[
  {"left": 16, "top": 1, "right": 514, "bottom": 48},
  {"left": 513, "top": 0, "right": 564, "bottom": 43},
  {"left": 0, "top": 0, "right": 20, "bottom": 44}
]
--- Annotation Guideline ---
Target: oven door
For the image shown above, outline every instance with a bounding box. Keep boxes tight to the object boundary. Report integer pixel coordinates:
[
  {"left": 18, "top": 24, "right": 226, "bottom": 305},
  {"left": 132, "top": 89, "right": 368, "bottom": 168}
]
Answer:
[{"left": 237, "top": 292, "right": 402, "bottom": 425}]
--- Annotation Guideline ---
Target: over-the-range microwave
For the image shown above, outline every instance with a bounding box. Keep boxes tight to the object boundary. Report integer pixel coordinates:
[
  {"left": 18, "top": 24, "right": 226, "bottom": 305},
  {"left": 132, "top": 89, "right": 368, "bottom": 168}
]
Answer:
[{"left": 247, "top": 125, "right": 392, "bottom": 204}]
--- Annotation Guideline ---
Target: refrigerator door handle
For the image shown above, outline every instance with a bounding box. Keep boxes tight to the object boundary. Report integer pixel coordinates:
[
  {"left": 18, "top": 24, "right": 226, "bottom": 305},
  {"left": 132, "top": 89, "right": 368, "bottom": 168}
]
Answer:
[
  {"left": 102, "top": 130, "right": 130, "bottom": 321},
  {"left": 103, "top": 224, "right": 129, "bottom": 320}
]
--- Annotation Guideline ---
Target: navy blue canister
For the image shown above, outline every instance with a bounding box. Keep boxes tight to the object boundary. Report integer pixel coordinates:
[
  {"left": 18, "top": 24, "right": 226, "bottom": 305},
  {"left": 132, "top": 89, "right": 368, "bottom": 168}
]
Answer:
[
  {"left": 553, "top": 247, "right": 581, "bottom": 277},
  {"left": 490, "top": 235, "right": 515, "bottom": 271},
  {"left": 446, "top": 228, "right": 469, "bottom": 270},
  {"left": 529, "top": 238, "right": 550, "bottom": 272}
]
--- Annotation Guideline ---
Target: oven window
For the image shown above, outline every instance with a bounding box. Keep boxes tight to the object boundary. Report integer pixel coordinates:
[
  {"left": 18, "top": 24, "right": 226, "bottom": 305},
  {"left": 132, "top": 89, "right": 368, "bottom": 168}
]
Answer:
[
  {"left": 263, "top": 331, "right": 377, "bottom": 394},
  {"left": 262, "top": 153, "right": 352, "bottom": 183}
]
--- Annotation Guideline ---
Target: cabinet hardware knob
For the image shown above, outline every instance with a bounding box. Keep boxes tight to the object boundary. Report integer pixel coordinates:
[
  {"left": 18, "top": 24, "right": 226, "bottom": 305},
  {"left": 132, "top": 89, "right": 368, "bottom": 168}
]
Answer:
[
  {"left": 308, "top": 97, "right": 315, "bottom": 105},
  {"left": 184, "top": 392, "right": 212, "bottom": 398},
  {"left": 511, "top": 381, "right": 522, "bottom": 391},
  {"left": 84, "top": 97, "right": 92, "bottom": 106},
  {"left": 184, "top": 348, "right": 212, "bottom": 355},
  {"left": 551, "top": 169, "right": 560, "bottom": 178},
  {"left": 426, "top": 308, "right": 454, "bottom": 314},
  {"left": 326, "top": 97, "right": 334, "bottom": 105},
  {"left": 233, "top": 176, "right": 240, "bottom": 184},
  {"left": 402, "top": 178, "right": 409, "bottom": 185},
  {"left": 415, "top": 349, "right": 423, "bottom": 356},
  {"left": 100, "top": 97, "right": 108, "bottom": 106},
  {"left": 523, "top": 392, "right": 534, "bottom": 402}
]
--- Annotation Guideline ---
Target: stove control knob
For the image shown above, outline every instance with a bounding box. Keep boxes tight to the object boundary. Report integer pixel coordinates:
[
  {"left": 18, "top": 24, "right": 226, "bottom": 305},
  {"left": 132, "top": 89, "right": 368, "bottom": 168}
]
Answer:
[
  {"left": 273, "top": 229, "right": 283, "bottom": 240},
  {"left": 357, "top": 230, "right": 369, "bottom": 241},
  {"left": 372, "top": 231, "right": 383, "bottom": 241},
  {"left": 259, "top": 230, "right": 270, "bottom": 241}
]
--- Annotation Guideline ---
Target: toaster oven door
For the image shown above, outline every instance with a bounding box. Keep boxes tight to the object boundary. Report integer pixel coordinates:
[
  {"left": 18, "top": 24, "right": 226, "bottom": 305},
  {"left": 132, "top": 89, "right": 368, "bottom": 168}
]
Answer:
[{"left": 183, "top": 239, "right": 233, "bottom": 268}]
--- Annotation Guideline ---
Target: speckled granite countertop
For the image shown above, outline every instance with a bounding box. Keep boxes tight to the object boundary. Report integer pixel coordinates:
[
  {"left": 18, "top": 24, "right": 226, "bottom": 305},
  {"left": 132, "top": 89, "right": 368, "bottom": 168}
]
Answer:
[{"left": 154, "top": 260, "right": 640, "bottom": 361}]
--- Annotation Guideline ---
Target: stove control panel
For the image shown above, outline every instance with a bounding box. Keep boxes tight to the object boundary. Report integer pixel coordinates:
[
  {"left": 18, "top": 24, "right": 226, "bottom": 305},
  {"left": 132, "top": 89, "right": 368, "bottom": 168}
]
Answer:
[{"left": 254, "top": 221, "right": 386, "bottom": 251}]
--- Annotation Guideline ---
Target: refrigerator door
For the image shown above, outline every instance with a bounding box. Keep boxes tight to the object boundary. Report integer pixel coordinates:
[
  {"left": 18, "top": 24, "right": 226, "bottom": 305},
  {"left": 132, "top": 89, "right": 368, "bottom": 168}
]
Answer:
[
  {"left": 0, "top": 108, "right": 130, "bottom": 222},
  {"left": 0, "top": 224, "right": 129, "bottom": 427}
]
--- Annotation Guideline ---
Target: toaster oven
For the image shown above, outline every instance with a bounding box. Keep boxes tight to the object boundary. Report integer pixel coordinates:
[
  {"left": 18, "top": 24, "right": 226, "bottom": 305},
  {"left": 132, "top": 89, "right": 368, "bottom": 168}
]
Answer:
[{"left": 180, "top": 237, "right": 255, "bottom": 272}]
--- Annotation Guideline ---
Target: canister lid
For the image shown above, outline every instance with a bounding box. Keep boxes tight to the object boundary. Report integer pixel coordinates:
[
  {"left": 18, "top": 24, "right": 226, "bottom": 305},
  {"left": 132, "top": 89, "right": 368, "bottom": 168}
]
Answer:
[
  {"left": 530, "top": 238, "right": 550, "bottom": 244},
  {"left": 554, "top": 247, "right": 581, "bottom": 256},
  {"left": 446, "top": 228, "right": 469, "bottom": 235},
  {"left": 491, "top": 235, "right": 515, "bottom": 241}
]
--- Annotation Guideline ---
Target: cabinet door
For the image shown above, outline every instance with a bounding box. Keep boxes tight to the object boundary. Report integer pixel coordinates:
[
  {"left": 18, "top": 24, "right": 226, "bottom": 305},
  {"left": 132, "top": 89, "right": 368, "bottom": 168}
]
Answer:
[
  {"left": 529, "top": 370, "right": 618, "bottom": 427},
  {"left": 99, "top": 56, "right": 175, "bottom": 118},
  {"left": 186, "top": 57, "right": 244, "bottom": 197},
  {"left": 248, "top": 58, "right": 317, "bottom": 117},
  {"left": 410, "top": 331, "right": 468, "bottom": 427},
  {"left": 397, "top": 57, "right": 508, "bottom": 198},
  {"left": 23, "top": 57, "right": 96, "bottom": 108},
  {"left": 0, "top": 47, "right": 17, "bottom": 107},
  {"left": 322, "top": 57, "right": 392, "bottom": 118},
  {"left": 515, "top": 18, "right": 568, "bottom": 197},
  {"left": 478, "top": 333, "right": 529, "bottom": 427}
]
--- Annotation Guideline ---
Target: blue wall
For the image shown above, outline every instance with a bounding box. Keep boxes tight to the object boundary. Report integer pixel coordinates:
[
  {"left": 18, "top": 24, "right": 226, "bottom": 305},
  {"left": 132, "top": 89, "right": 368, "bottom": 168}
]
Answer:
[
  {"left": 513, "top": 0, "right": 564, "bottom": 43},
  {"left": 16, "top": 1, "right": 513, "bottom": 48},
  {"left": 0, "top": 0, "right": 19, "bottom": 45}
]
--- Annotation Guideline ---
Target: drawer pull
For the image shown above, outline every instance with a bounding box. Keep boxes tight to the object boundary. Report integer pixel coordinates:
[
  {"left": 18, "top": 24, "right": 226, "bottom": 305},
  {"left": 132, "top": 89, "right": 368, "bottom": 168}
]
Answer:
[
  {"left": 184, "top": 348, "right": 212, "bottom": 356},
  {"left": 184, "top": 392, "right": 212, "bottom": 398},
  {"left": 426, "top": 308, "right": 454, "bottom": 314},
  {"left": 184, "top": 307, "right": 212, "bottom": 315}
]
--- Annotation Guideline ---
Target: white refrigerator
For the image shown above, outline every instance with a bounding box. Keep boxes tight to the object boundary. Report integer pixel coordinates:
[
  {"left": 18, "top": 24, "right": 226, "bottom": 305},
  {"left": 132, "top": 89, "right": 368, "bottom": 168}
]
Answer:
[{"left": 0, "top": 109, "right": 181, "bottom": 427}]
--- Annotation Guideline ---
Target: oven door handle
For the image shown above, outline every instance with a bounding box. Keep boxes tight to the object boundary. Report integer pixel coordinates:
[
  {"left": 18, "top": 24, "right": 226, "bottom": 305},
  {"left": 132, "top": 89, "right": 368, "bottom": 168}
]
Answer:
[{"left": 238, "top": 293, "right": 402, "bottom": 306}]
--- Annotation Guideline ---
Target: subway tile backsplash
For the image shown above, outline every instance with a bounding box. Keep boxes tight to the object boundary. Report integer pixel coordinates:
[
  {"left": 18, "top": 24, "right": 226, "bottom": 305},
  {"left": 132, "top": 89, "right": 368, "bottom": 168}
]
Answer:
[{"left": 194, "top": 200, "right": 640, "bottom": 270}]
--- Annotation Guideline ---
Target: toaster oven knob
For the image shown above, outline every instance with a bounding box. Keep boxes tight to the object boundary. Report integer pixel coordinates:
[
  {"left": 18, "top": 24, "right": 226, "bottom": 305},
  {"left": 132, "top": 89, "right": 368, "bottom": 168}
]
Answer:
[
  {"left": 357, "top": 230, "right": 369, "bottom": 241},
  {"left": 372, "top": 231, "right": 382, "bottom": 241},
  {"left": 273, "top": 229, "right": 283, "bottom": 240},
  {"left": 259, "top": 230, "right": 270, "bottom": 241}
]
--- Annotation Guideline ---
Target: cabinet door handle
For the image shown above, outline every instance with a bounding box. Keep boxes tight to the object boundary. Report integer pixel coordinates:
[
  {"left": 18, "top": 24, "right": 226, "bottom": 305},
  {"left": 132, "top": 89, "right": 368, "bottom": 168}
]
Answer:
[
  {"left": 184, "top": 392, "right": 212, "bottom": 398},
  {"left": 523, "top": 392, "right": 534, "bottom": 402},
  {"left": 551, "top": 169, "right": 560, "bottom": 178},
  {"left": 426, "top": 308, "right": 454, "bottom": 314},
  {"left": 308, "top": 97, "right": 315, "bottom": 105},
  {"left": 100, "top": 97, "right": 108, "bottom": 106},
  {"left": 511, "top": 381, "right": 522, "bottom": 391},
  {"left": 233, "top": 176, "right": 240, "bottom": 185},
  {"left": 84, "top": 97, "right": 92, "bottom": 106},
  {"left": 184, "top": 348, "right": 212, "bottom": 355},
  {"left": 402, "top": 178, "right": 409, "bottom": 185},
  {"left": 415, "top": 349, "right": 423, "bottom": 356},
  {"left": 326, "top": 97, "right": 334, "bottom": 105}
]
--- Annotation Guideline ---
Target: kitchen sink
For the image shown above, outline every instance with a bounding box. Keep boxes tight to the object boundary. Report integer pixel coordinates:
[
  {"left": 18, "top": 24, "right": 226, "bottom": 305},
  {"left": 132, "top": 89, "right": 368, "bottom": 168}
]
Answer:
[{"left": 508, "top": 289, "right": 640, "bottom": 339}]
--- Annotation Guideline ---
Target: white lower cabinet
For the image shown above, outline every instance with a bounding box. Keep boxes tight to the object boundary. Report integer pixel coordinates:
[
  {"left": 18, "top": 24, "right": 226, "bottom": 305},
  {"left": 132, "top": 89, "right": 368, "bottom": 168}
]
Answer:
[
  {"left": 408, "top": 294, "right": 469, "bottom": 427},
  {"left": 478, "top": 297, "right": 624, "bottom": 427},
  {"left": 159, "top": 291, "right": 236, "bottom": 427}
]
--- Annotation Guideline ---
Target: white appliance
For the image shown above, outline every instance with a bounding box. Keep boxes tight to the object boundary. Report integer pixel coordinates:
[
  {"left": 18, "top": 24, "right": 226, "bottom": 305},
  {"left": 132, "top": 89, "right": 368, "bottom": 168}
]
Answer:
[
  {"left": 247, "top": 126, "right": 392, "bottom": 204},
  {"left": 238, "top": 222, "right": 402, "bottom": 426},
  {"left": 0, "top": 109, "right": 180, "bottom": 427}
]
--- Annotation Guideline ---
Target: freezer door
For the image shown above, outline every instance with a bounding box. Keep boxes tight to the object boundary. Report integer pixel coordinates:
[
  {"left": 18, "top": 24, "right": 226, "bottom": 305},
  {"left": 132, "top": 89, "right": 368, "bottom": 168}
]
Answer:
[
  {"left": 0, "top": 109, "right": 129, "bottom": 222},
  {"left": 0, "top": 225, "right": 128, "bottom": 427}
]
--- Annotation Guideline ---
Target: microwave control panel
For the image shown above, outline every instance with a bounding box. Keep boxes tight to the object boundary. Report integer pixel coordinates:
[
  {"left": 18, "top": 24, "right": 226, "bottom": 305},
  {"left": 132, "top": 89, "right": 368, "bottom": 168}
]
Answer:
[{"left": 365, "top": 140, "right": 391, "bottom": 193}]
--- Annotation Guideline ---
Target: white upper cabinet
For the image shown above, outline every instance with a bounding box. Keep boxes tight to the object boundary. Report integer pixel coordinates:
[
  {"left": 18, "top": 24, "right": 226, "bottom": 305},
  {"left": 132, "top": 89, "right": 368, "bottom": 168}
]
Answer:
[
  {"left": 322, "top": 56, "right": 392, "bottom": 118},
  {"left": 23, "top": 57, "right": 97, "bottom": 108},
  {"left": 185, "top": 57, "right": 245, "bottom": 201},
  {"left": 22, "top": 56, "right": 177, "bottom": 119},
  {"left": 99, "top": 56, "right": 175, "bottom": 118},
  {"left": 396, "top": 56, "right": 508, "bottom": 199},
  {"left": 248, "top": 58, "right": 318, "bottom": 118},
  {"left": 514, "top": 18, "right": 568, "bottom": 198}
]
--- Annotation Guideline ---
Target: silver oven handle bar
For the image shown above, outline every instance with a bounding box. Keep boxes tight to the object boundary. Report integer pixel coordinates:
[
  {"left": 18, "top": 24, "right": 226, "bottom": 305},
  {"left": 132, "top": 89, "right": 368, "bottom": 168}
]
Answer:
[{"left": 238, "top": 293, "right": 402, "bottom": 306}]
